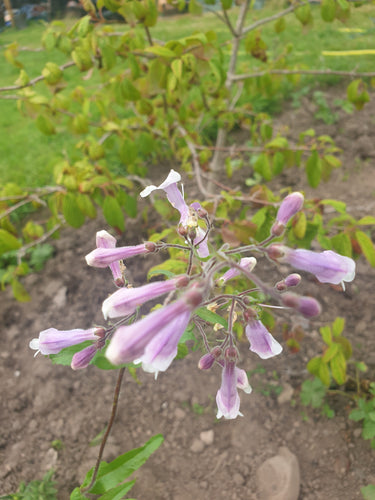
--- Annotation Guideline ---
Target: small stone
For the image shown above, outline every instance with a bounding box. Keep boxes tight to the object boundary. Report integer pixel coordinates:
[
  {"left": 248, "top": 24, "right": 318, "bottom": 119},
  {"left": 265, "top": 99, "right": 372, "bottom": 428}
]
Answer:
[
  {"left": 257, "top": 447, "right": 300, "bottom": 500},
  {"left": 200, "top": 429, "right": 214, "bottom": 446},
  {"left": 190, "top": 438, "right": 204, "bottom": 453},
  {"left": 52, "top": 286, "right": 67, "bottom": 308},
  {"left": 41, "top": 448, "right": 58, "bottom": 471},
  {"left": 174, "top": 408, "right": 186, "bottom": 419},
  {"left": 277, "top": 383, "right": 294, "bottom": 405},
  {"left": 233, "top": 472, "right": 245, "bottom": 486}
]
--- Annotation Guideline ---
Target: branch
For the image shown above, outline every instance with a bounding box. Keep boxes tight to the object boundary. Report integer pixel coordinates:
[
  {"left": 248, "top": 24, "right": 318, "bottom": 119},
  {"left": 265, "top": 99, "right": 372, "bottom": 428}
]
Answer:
[
  {"left": 231, "top": 68, "right": 375, "bottom": 81},
  {"left": 0, "top": 61, "right": 76, "bottom": 93},
  {"left": 17, "top": 223, "right": 63, "bottom": 262},
  {"left": 242, "top": 0, "right": 315, "bottom": 37}
]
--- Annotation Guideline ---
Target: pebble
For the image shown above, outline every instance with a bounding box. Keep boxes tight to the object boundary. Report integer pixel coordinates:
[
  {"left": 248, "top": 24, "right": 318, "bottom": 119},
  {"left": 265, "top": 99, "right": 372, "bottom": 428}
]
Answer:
[
  {"left": 190, "top": 438, "right": 204, "bottom": 453},
  {"left": 52, "top": 286, "right": 67, "bottom": 309},
  {"left": 200, "top": 429, "right": 214, "bottom": 446},
  {"left": 174, "top": 408, "right": 186, "bottom": 420},
  {"left": 257, "top": 446, "right": 300, "bottom": 500},
  {"left": 277, "top": 383, "right": 294, "bottom": 405},
  {"left": 233, "top": 472, "right": 245, "bottom": 486}
]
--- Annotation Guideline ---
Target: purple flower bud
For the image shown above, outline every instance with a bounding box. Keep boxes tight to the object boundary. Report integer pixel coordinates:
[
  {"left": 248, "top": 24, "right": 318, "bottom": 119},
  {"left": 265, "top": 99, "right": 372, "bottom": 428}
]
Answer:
[
  {"left": 71, "top": 344, "right": 98, "bottom": 370},
  {"left": 245, "top": 319, "right": 282, "bottom": 359},
  {"left": 268, "top": 245, "right": 355, "bottom": 287},
  {"left": 198, "top": 346, "right": 222, "bottom": 370},
  {"left": 218, "top": 257, "right": 257, "bottom": 284},
  {"left": 216, "top": 347, "right": 242, "bottom": 419},
  {"left": 96, "top": 230, "right": 124, "bottom": 287},
  {"left": 105, "top": 289, "right": 202, "bottom": 366},
  {"left": 235, "top": 368, "right": 252, "bottom": 394},
  {"left": 284, "top": 273, "right": 302, "bottom": 287},
  {"left": 85, "top": 242, "right": 155, "bottom": 268},
  {"left": 29, "top": 327, "right": 100, "bottom": 356},
  {"left": 282, "top": 292, "right": 321, "bottom": 318},
  {"left": 271, "top": 192, "right": 304, "bottom": 236},
  {"left": 102, "top": 277, "right": 188, "bottom": 319}
]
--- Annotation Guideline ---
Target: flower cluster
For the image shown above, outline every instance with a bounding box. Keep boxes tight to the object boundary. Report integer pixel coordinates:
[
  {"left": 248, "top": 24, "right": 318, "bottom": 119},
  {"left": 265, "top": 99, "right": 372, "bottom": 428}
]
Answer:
[{"left": 30, "top": 170, "right": 356, "bottom": 419}]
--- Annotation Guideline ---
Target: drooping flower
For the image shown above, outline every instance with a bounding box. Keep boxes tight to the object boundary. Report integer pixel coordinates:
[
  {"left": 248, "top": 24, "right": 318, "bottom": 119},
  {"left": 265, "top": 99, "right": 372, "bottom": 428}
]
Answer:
[
  {"left": 135, "top": 310, "right": 191, "bottom": 377},
  {"left": 268, "top": 244, "right": 355, "bottom": 287},
  {"left": 218, "top": 257, "right": 257, "bottom": 284},
  {"left": 102, "top": 275, "right": 189, "bottom": 319},
  {"left": 271, "top": 192, "right": 304, "bottom": 236},
  {"left": 140, "top": 170, "right": 209, "bottom": 258},
  {"left": 105, "top": 288, "right": 203, "bottom": 367},
  {"left": 85, "top": 241, "right": 156, "bottom": 268},
  {"left": 95, "top": 230, "right": 125, "bottom": 287},
  {"left": 245, "top": 319, "right": 282, "bottom": 360},
  {"left": 216, "top": 347, "right": 243, "bottom": 419},
  {"left": 29, "top": 327, "right": 102, "bottom": 356}
]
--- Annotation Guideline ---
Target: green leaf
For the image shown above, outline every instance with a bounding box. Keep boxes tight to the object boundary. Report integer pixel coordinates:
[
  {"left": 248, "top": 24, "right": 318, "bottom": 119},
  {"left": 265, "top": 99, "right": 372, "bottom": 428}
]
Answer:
[
  {"left": 0, "top": 229, "right": 21, "bottom": 255},
  {"left": 84, "top": 435, "right": 164, "bottom": 494},
  {"left": 363, "top": 421, "right": 375, "bottom": 440},
  {"left": 11, "top": 279, "right": 30, "bottom": 302},
  {"left": 121, "top": 79, "right": 141, "bottom": 101},
  {"left": 349, "top": 408, "right": 365, "bottom": 422},
  {"left": 63, "top": 194, "right": 85, "bottom": 228},
  {"left": 145, "top": 46, "right": 176, "bottom": 58},
  {"left": 300, "top": 378, "right": 326, "bottom": 408},
  {"left": 355, "top": 230, "right": 375, "bottom": 266},
  {"left": 330, "top": 350, "right": 346, "bottom": 385},
  {"left": 50, "top": 342, "right": 92, "bottom": 366},
  {"left": 189, "top": 0, "right": 203, "bottom": 15},
  {"left": 70, "top": 487, "right": 87, "bottom": 500},
  {"left": 148, "top": 259, "right": 187, "bottom": 279},
  {"left": 361, "top": 484, "right": 375, "bottom": 500},
  {"left": 306, "top": 151, "right": 321, "bottom": 188},
  {"left": 332, "top": 317, "right": 345, "bottom": 337},
  {"left": 103, "top": 197, "right": 125, "bottom": 232},
  {"left": 322, "top": 343, "right": 339, "bottom": 363},
  {"left": 266, "top": 137, "right": 289, "bottom": 149},
  {"left": 253, "top": 154, "right": 272, "bottom": 181},
  {"left": 320, "top": 199, "right": 346, "bottom": 213},
  {"left": 36, "top": 114, "right": 56, "bottom": 135},
  {"left": 331, "top": 232, "right": 352, "bottom": 257},
  {"left": 320, "top": 325, "right": 332, "bottom": 345},
  {"left": 121, "top": 192, "right": 137, "bottom": 218},
  {"left": 98, "top": 480, "right": 136, "bottom": 499},
  {"left": 321, "top": 0, "right": 336, "bottom": 22},
  {"left": 357, "top": 216, "right": 375, "bottom": 226},
  {"left": 195, "top": 307, "right": 228, "bottom": 329},
  {"left": 77, "top": 194, "right": 97, "bottom": 219}
]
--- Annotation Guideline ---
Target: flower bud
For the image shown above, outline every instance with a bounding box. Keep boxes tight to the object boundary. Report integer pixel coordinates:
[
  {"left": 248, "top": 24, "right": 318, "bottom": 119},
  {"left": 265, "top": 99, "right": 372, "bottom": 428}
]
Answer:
[
  {"left": 276, "top": 192, "right": 304, "bottom": 226},
  {"left": 284, "top": 273, "right": 301, "bottom": 287},
  {"left": 282, "top": 292, "right": 321, "bottom": 318},
  {"left": 198, "top": 346, "right": 222, "bottom": 370}
]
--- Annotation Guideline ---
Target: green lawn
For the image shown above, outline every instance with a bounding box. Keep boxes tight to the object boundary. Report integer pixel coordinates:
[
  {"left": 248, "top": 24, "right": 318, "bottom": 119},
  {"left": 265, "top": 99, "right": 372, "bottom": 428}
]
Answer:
[{"left": 0, "top": 2, "right": 374, "bottom": 187}]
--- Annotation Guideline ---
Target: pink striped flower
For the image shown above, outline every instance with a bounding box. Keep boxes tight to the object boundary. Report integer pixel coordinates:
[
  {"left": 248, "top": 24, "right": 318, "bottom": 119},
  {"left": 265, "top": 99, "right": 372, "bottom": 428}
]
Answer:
[
  {"left": 71, "top": 344, "right": 98, "bottom": 370},
  {"left": 95, "top": 230, "right": 124, "bottom": 286},
  {"left": 29, "top": 327, "right": 101, "bottom": 356},
  {"left": 245, "top": 319, "right": 282, "bottom": 360},
  {"left": 85, "top": 241, "right": 155, "bottom": 268},
  {"left": 218, "top": 257, "right": 257, "bottom": 284}
]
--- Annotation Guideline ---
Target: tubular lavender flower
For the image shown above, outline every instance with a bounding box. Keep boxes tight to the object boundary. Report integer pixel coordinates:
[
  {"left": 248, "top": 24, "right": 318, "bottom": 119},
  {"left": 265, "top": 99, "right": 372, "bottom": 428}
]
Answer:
[
  {"left": 96, "top": 230, "right": 124, "bottom": 286},
  {"left": 218, "top": 257, "right": 257, "bottom": 284},
  {"left": 245, "top": 319, "right": 283, "bottom": 360},
  {"left": 140, "top": 170, "right": 209, "bottom": 258},
  {"left": 282, "top": 292, "right": 322, "bottom": 318},
  {"left": 29, "top": 327, "right": 101, "bottom": 356},
  {"left": 102, "top": 275, "right": 189, "bottom": 319},
  {"left": 216, "top": 347, "right": 242, "bottom": 419},
  {"left": 105, "top": 289, "right": 203, "bottom": 366},
  {"left": 268, "top": 244, "right": 356, "bottom": 287},
  {"left": 271, "top": 192, "right": 304, "bottom": 236},
  {"left": 85, "top": 242, "right": 156, "bottom": 268},
  {"left": 134, "top": 310, "right": 191, "bottom": 376}
]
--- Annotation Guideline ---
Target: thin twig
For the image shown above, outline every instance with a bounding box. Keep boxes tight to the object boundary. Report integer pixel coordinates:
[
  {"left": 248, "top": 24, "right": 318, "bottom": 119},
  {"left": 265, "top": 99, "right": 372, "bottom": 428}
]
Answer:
[
  {"left": 82, "top": 367, "right": 126, "bottom": 495},
  {"left": 17, "top": 223, "right": 62, "bottom": 263},
  {"left": 223, "top": 9, "right": 237, "bottom": 37},
  {"left": 0, "top": 61, "right": 76, "bottom": 92},
  {"left": 144, "top": 25, "right": 153, "bottom": 46}
]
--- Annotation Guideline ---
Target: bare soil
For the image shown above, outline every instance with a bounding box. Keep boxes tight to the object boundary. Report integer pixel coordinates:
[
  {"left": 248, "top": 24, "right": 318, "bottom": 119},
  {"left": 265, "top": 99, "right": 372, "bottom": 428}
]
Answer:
[{"left": 1, "top": 87, "right": 375, "bottom": 500}]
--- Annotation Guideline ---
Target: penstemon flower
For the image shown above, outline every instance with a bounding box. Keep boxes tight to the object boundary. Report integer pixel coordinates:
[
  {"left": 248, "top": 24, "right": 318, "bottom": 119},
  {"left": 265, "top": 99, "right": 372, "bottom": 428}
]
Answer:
[
  {"left": 216, "top": 347, "right": 242, "bottom": 419},
  {"left": 245, "top": 319, "right": 283, "bottom": 360},
  {"left": 218, "top": 257, "right": 257, "bottom": 284},
  {"left": 271, "top": 192, "right": 304, "bottom": 236},
  {"left": 29, "top": 327, "right": 103, "bottom": 356},
  {"left": 95, "top": 230, "right": 125, "bottom": 287},
  {"left": 140, "top": 169, "right": 209, "bottom": 258},
  {"left": 105, "top": 288, "right": 203, "bottom": 367},
  {"left": 102, "top": 275, "right": 189, "bottom": 319},
  {"left": 268, "top": 244, "right": 356, "bottom": 288},
  {"left": 85, "top": 241, "right": 156, "bottom": 268}
]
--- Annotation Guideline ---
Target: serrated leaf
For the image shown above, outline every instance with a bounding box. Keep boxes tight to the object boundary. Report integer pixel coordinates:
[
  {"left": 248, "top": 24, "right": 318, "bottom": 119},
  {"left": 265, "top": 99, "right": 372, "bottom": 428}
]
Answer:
[
  {"left": 63, "top": 194, "right": 85, "bottom": 228},
  {"left": 355, "top": 230, "right": 375, "bottom": 266},
  {"left": 103, "top": 197, "right": 125, "bottom": 232}
]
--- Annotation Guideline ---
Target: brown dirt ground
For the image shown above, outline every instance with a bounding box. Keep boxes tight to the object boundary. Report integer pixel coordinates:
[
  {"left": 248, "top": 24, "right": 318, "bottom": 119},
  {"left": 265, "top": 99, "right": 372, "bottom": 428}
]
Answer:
[{"left": 1, "top": 87, "right": 375, "bottom": 500}]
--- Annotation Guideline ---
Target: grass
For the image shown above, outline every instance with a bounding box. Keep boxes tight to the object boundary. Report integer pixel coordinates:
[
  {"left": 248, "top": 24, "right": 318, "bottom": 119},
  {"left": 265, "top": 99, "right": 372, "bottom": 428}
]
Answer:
[{"left": 0, "top": 2, "right": 374, "bottom": 187}]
